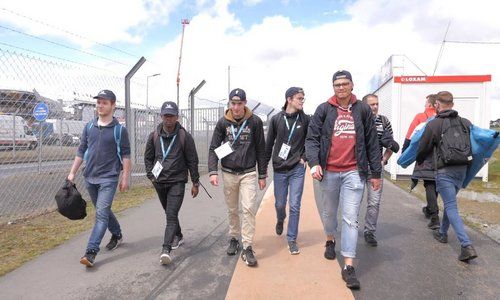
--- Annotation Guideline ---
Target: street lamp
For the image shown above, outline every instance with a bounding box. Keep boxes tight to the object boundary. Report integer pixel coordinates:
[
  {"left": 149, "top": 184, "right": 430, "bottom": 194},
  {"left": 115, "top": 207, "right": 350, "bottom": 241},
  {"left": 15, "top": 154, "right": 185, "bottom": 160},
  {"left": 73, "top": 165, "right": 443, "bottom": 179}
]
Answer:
[{"left": 146, "top": 73, "right": 161, "bottom": 109}]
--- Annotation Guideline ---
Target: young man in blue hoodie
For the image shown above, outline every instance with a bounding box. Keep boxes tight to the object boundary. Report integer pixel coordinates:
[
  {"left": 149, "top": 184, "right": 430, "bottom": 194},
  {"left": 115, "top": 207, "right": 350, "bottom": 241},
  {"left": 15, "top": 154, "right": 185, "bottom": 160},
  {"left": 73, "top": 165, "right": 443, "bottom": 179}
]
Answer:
[{"left": 67, "top": 89, "right": 131, "bottom": 267}]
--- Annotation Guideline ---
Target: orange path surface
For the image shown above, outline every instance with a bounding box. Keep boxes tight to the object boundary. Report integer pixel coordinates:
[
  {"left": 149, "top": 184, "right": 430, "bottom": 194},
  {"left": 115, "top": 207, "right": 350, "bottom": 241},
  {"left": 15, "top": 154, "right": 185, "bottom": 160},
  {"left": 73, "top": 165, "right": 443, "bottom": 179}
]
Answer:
[{"left": 226, "top": 170, "right": 354, "bottom": 300}]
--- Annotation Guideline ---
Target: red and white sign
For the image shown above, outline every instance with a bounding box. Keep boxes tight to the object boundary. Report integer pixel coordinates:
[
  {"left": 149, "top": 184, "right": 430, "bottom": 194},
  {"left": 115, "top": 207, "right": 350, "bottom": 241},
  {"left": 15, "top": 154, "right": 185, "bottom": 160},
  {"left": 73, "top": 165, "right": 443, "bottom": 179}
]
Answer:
[{"left": 395, "top": 75, "right": 491, "bottom": 84}]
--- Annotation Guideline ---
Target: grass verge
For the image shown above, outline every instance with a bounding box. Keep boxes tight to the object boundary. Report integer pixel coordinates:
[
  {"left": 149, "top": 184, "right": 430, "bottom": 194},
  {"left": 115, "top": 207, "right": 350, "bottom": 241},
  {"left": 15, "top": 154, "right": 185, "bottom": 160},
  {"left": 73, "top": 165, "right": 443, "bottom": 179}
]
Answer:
[{"left": 0, "top": 185, "right": 156, "bottom": 277}]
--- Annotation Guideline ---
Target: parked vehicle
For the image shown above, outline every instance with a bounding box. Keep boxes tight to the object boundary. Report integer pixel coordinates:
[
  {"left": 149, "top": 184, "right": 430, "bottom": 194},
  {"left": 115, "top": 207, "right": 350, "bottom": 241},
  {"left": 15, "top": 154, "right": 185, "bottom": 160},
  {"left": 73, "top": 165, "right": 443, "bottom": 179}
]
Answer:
[{"left": 0, "top": 115, "right": 38, "bottom": 150}]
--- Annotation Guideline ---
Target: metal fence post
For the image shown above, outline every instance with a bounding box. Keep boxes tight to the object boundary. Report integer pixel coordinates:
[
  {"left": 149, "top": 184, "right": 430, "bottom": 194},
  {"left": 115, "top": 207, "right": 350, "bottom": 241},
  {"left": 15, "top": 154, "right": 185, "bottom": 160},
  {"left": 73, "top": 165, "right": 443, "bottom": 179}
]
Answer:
[{"left": 125, "top": 57, "right": 146, "bottom": 165}]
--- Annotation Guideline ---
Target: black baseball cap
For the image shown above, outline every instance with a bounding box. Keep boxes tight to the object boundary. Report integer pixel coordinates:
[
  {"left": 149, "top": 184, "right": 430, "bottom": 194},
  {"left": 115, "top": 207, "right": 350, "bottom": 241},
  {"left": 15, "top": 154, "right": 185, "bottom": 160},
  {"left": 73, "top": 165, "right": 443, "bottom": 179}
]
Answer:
[
  {"left": 229, "top": 88, "right": 246, "bottom": 102},
  {"left": 93, "top": 89, "right": 116, "bottom": 102},
  {"left": 332, "top": 70, "right": 353, "bottom": 83},
  {"left": 285, "top": 87, "right": 304, "bottom": 99},
  {"left": 160, "top": 101, "right": 179, "bottom": 116}
]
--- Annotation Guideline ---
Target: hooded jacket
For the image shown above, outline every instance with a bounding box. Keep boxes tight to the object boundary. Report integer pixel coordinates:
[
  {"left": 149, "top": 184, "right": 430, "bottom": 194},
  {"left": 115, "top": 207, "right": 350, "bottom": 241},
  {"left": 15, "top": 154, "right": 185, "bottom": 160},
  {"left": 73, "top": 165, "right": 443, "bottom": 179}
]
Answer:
[
  {"left": 77, "top": 117, "right": 130, "bottom": 181},
  {"left": 305, "top": 95, "right": 382, "bottom": 179},
  {"left": 417, "top": 109, "right": 472, "bottom": 170},
  {"left": 144, "top": 122, "right": 200, "bottom": 184},
  {"left": 208, "top": 107, "right": 267, "bottom": 178},
  {"left": 265, "top": 109, "right": 309, "bottom": 172}
]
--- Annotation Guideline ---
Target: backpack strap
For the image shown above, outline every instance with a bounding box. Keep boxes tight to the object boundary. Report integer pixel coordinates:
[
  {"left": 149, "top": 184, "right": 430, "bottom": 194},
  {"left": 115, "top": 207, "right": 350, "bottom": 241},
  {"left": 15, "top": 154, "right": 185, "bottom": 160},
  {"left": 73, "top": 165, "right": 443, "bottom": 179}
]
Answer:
[
  {"left": 114, "top": 124, "right": 123, "bottom": 165},
  {"left": 381, "top": 115, "right": 389, "bottom": 130},
  {"left": 83, "top": 121, "right": 94, "bottom": 161}
]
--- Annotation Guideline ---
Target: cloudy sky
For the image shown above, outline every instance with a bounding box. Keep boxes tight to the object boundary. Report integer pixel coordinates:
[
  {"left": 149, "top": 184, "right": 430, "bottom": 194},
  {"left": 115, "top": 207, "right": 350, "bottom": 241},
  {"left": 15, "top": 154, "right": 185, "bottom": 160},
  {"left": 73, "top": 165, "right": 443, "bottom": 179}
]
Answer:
[{"left": 1, "top": 0, "right": 499, "bottom": 119}]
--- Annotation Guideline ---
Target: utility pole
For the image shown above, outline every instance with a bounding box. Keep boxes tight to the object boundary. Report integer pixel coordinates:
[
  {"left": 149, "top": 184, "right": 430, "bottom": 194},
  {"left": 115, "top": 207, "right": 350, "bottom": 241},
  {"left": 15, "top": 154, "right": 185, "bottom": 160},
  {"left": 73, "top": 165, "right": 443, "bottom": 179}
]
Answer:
[{"left": 176, "top": 19, "right": 190, "bottom": 107}]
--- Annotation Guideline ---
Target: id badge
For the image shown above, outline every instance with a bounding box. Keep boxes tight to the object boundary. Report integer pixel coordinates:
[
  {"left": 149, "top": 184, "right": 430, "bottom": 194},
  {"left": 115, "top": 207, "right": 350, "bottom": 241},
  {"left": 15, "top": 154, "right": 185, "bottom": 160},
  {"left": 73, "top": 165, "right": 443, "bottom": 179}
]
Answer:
[
  {"left": 152, "top": 161, "right": 163, "bottom": 179},
  {"left": 214, "top": 141, "right": 234, "bottom": 159},
  {"left": 278, "top": 143, "right": 291, "bottom": 160}
]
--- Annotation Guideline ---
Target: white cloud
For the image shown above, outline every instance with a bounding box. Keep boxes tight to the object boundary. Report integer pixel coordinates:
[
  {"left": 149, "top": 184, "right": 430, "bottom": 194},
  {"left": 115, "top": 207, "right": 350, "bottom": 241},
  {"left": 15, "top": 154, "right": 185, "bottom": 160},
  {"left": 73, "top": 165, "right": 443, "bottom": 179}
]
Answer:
[
  {"left": 243, "top": 0, "right": 264, "bottom": 6},
  {"left": 0, "top": 0, "right": 182, "bottom": 46}
]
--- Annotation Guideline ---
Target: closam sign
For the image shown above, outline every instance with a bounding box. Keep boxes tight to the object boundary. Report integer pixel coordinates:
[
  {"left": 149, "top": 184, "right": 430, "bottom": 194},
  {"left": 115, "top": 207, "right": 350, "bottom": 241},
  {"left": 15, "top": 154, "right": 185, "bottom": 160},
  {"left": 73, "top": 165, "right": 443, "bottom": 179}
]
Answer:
[{"left": 33, "top": 102, "right": 49, "bottom": 122}]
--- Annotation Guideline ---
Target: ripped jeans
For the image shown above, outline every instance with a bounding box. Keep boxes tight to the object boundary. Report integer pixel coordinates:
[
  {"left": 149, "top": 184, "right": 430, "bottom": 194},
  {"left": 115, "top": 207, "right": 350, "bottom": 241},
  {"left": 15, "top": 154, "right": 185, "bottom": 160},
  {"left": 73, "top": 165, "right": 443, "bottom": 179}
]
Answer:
[{"left": 319, "top": 170, "right": 365, "bottom": 258}]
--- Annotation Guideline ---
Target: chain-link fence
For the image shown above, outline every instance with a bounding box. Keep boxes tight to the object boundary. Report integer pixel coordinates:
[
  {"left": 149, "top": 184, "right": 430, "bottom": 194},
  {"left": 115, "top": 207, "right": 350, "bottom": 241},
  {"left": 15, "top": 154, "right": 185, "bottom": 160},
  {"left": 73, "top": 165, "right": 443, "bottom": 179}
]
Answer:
[{"left": 0, "top": 47, "right": 278, "bottom": 223}]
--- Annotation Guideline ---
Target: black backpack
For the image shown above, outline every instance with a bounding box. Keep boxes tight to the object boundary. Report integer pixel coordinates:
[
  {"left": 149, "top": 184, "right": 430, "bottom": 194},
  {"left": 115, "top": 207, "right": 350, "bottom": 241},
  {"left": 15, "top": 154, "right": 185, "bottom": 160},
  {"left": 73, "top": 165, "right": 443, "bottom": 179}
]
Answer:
[
  {"left": 438, "top": 117, "right": 472, "bottom": 166},
  {"left": 54, "top": 180, "right": 87, "bottom": 220}
]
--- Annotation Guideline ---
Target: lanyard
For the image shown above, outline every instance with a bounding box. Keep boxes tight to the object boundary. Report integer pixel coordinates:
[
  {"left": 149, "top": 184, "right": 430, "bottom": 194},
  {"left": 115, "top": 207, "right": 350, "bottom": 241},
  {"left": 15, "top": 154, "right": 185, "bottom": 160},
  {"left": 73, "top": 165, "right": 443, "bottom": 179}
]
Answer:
[
  {"left": 160, "top": 134, "right": 177, "bottom": 163},
  {"left": 283, "top": 114, "right": 299, "bottom": 144},
  {"left": 230, "top": 120, "right": 248, "bottom": 146}
]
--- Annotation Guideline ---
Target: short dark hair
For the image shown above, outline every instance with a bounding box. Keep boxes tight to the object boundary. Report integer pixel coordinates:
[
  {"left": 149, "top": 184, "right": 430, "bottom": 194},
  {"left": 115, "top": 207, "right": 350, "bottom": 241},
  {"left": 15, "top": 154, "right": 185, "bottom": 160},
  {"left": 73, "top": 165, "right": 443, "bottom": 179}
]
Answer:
[
  {"left": 437, "top": 91, "right": 453, "bottom": 103},
  {"left": 362, "top": 94, "right": 378, "bottom": 103},
  {"left": 426, "top": 94, "right": 437, "bottom": 106}
]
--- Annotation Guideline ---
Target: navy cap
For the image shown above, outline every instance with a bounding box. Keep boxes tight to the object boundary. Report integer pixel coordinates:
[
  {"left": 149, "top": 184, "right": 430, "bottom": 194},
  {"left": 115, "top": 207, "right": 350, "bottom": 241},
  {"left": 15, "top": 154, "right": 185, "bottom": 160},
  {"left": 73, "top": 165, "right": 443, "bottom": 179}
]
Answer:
[
  {"left": 332, "top": 70, "right": 353, "bottom": 83},
  {"left": 285, "top": 87, "right": 304, "bottom": 99},
  {"left": 160, "top": 101, "right": 179, "bottom": 116},
  {"left": 93, "top": 89, "right": 116, "bottom": 101},
  {"left": 229, "top": 88, "right": 246, "bottom": 102}
]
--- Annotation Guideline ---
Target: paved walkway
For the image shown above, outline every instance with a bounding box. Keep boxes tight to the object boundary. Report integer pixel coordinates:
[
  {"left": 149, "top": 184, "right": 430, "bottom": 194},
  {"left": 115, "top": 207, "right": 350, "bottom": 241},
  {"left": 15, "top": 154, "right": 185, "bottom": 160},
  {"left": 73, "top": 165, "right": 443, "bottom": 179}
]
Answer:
[{"left": 0, "top": 171, "right": 499, "bottom": 299}]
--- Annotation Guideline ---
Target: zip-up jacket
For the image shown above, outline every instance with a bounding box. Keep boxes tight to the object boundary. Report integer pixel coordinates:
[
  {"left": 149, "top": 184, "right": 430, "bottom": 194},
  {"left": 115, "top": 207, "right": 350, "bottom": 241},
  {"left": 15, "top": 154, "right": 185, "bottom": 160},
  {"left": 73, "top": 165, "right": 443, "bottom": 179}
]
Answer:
[
  {"left": 417, "top": 109, "right": 472, "bottom": 169},
  {"left": 208, "top": 107, "right": 267, "bottom": 179},
  {"left": 77, "top": 117, "right": 130, "bottom": 181},
  {"left": 305, "top": 96, "right": 382, "bottom": 179},
  {"left": 144, "top": 122, "right": 200, "bottom": 184},
  {"left": 265, "top": 110, "right": 309, "bottom": 172}
]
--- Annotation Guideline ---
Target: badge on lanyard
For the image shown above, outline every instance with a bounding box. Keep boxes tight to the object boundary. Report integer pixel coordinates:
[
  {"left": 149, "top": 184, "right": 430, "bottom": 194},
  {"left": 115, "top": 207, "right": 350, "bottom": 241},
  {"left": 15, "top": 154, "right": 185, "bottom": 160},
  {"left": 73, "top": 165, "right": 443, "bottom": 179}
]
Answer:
[
  {"left": 278, "top": 114, "right": 299, "bottom": 160},
  {"left": 152, "top": 134, "right": 177, "bottom": 179},
  {"left": 215, "top": 120, "right": 247, "bottom": 160}
]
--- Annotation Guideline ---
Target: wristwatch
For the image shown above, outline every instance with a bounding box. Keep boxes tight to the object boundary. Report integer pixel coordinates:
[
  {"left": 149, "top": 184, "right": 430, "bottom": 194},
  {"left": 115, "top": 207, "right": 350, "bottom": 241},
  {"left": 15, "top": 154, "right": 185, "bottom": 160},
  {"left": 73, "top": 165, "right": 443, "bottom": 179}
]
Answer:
[{"left": 193, "top": 182, "right": 200, "bottom": 187}]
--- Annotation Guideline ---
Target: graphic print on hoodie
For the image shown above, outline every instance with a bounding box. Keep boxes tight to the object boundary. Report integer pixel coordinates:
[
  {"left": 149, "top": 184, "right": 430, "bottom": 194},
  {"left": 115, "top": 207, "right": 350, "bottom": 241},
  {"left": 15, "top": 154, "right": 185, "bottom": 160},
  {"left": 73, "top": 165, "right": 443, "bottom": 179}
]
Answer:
[{"left": 327, "top": 96, "right": 357, "bottom": 172}]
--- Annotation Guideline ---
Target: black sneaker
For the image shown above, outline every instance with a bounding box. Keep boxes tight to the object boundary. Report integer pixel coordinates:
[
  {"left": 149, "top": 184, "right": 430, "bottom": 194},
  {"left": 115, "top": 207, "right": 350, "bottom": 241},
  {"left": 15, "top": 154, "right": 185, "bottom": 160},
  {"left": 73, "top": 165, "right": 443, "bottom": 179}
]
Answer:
[
  {"left": 427, "top": 216, "right": 440, "bottom": 230},
  {"left": 80, "top": 250, "right": 97, "bottom": 267},
  {"left": 227, "top": 238, "right": 240, "bottom": 256},
  {"left": 241, "top": 246, "right": 257, "bottom": 267},
  {"left": 171, "top": 235, "right": 184, "bottom": 250},
  {"left": 342, "top": 265, "right": 360, "bottom": 290},
  {"left": 105, "top": 234, "right": 122, "bottom": 251},
  {"left": 160, "top": 248, "right": 172, "bottom": 265},
  {"left": 422, "top": 207, "right": 431, "bottom": 219},
  {"left": 276, "top": 220, "right": 284, "bottom": 235},
  {"left": 433, "top": 231, "right": 448, "bottom": 243},
  {"left": 288, "top": 240, "right": 300, "bottom": 255},
  {"left": 364, "top": 232, "right": 378, "bottom": 247},
  {"left": 458, "top": 245, "right": 478, "bottom": 262},
  {"left": 324, "top": 240, "right": 336, "bottom": 260}
]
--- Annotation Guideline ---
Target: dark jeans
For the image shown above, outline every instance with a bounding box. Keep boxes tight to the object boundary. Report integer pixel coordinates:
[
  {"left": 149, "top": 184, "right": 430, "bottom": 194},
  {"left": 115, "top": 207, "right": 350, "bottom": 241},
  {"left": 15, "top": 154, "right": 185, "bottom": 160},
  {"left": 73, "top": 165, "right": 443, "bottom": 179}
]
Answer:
[
  {"left": 154, "top": 181, "right": 185, "bottom": 251},
  {"left": 423, "top": 180, "right": 439, "bottom": 217}
]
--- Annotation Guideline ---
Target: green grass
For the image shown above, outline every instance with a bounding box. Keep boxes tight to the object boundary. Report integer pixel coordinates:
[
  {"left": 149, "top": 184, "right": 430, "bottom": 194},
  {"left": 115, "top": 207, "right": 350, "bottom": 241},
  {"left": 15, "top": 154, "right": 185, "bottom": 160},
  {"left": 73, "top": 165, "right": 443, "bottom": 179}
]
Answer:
[{"left": 0, "top": 186, "right": 156, "bottom": 277}]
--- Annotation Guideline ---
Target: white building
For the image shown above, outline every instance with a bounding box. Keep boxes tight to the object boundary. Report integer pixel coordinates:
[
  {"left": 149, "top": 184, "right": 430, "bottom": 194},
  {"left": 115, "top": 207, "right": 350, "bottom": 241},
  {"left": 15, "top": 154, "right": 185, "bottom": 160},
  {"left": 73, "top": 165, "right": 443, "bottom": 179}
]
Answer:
[{"left": 372, "top": 55, "right": 492, "bottom": 181}]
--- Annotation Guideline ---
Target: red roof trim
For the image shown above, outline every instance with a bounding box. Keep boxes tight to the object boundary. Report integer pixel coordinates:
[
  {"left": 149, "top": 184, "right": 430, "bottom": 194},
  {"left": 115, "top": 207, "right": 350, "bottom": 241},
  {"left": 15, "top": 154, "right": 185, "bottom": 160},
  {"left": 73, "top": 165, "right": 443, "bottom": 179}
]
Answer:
[{"left": 394, "top": 75, "right": 491, "bottom": 84}]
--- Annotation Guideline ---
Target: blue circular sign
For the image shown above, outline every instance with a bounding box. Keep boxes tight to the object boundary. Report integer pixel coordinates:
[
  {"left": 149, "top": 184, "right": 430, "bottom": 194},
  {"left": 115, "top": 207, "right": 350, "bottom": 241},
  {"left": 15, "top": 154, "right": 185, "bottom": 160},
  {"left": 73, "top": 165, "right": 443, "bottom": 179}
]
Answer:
[{"left": 33, "top": 102, "right": 49, "bottom": 122}]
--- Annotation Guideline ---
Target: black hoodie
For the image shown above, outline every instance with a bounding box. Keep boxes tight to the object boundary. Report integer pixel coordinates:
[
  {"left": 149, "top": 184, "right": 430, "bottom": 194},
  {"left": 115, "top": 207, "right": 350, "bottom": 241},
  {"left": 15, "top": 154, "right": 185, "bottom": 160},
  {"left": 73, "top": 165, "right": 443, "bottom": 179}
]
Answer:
[
  {"left": 144, "top": 122, "right": 200, "bottom": 184},
  {"left": 265, "top": 110, "right": 309, "bottom": 172},
  {"left": 208, "top": 107, "right": 267, "bottom": 178}
]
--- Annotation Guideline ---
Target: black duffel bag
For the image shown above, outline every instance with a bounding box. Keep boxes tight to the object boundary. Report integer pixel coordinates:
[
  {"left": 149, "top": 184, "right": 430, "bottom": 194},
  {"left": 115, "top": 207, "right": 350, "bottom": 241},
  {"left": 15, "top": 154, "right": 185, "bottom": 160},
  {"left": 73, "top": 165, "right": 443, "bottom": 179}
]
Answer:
[{"left": 54, "top": 180, "right": 87, "bottom": 220}]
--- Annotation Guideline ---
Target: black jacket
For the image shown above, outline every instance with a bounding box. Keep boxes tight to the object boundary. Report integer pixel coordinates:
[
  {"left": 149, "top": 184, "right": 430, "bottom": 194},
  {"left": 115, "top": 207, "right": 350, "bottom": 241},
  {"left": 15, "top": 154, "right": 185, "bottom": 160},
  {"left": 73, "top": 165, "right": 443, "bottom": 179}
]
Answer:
[
  {"left": 208, "top": 107, "right": 267, "bottom": 179},
  {"left": 305, "top": 98, "right": 382, "bottom": 179},
  {"left": 417, "top": 109, "right": 472, "bottom": 170},
  {"left": 265, "top": 110, "right": 309, "bottom": 172},
  {"left": 144, "top": 122, "right": 200, "bottom": 184}
]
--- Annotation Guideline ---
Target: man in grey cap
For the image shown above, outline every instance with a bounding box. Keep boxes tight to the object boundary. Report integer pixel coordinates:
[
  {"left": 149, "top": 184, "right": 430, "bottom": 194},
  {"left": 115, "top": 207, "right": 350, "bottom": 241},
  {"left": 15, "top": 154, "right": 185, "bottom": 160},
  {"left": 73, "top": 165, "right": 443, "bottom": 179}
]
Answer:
[
  {"left": 208, "top": 88, "right": 267, "bottom": 267},
  {"left": 144, "top": 101, "right": 200, "bottom": 265},
  {"left": 68, "top": 89, "right": 131, "bottom": 267}
]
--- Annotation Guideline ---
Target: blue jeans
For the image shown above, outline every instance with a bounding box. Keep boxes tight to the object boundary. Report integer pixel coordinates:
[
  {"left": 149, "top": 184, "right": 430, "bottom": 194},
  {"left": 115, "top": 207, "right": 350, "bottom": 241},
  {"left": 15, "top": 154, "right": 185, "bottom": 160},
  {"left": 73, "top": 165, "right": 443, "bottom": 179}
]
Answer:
[
  {"left": 85, "top": 180, "right": 121, "bottom": 252},
  {"left": 319, "top": 170, "right": 365, "bottom": 258},
  {"left": 273, "top": 163, "right": 306, "bottom": 242},
  {"left": 436, "top": 167, "right": 471, "bottom": 247}
]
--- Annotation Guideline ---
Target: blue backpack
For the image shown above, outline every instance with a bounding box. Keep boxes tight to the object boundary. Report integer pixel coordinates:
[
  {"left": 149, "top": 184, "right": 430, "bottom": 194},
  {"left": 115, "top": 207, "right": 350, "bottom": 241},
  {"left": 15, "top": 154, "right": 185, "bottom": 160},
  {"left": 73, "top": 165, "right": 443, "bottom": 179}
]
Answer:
[{"left": 83, "top": 121, "right": 123, "bottom": 165}]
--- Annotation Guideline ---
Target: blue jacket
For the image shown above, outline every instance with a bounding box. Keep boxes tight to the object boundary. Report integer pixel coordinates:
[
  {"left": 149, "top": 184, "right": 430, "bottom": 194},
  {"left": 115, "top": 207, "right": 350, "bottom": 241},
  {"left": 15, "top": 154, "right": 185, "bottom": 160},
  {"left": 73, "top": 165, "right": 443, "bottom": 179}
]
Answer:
[{"left": 77, "top": 117, "right": 130, "bottom": 181}]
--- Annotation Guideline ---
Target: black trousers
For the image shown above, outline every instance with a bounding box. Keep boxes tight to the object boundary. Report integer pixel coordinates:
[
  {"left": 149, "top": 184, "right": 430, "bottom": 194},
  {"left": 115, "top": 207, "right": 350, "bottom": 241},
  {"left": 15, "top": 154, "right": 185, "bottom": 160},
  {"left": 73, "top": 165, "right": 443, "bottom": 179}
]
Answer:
[
  {"left": 423, "top": 180, "right": 439, "bottom": 217},
  {"left": 154, "top": 181, "right": 185, "bottom": 250}
]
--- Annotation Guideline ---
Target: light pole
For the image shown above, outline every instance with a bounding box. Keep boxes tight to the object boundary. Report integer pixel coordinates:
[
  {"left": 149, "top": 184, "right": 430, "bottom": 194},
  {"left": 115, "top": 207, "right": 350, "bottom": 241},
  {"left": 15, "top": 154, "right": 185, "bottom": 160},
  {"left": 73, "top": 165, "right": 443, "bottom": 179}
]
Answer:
[{"left": 146, "top": 73, "right": 161, "bottom": 109}]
